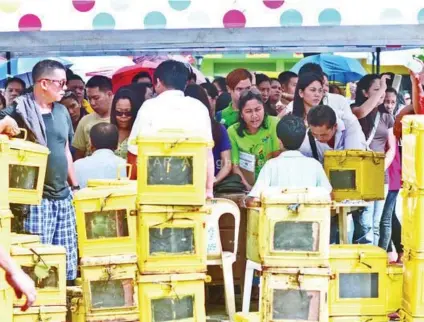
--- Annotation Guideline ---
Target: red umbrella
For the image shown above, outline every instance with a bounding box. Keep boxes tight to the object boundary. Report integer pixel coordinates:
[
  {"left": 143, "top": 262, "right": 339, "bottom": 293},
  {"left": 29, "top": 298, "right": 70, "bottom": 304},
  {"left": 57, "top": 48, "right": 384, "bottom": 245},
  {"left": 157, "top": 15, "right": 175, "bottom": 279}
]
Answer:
[{"left": 112, "top": 65, "right": 156, "bottom": 93}]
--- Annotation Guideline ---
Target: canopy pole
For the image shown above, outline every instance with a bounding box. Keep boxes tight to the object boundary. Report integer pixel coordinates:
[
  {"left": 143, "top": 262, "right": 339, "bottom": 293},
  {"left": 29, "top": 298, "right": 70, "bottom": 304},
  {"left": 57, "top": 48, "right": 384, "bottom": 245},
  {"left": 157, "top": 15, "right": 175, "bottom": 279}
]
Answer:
[
  {"left": 376, "top": 47, "right": 381, "bottom": 74},
  {"left": 5, "top": 51, "right": 11, "bottom": 77},
  {"left": 371, "top": 52, "right": 376, "bottom": 74}
]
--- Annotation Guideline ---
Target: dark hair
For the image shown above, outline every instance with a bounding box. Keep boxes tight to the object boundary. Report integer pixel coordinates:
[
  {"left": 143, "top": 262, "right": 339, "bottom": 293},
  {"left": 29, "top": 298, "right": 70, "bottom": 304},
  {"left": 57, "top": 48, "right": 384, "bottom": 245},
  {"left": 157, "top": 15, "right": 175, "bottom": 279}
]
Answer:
[
  {"left": 61, "top": 91, "right": 79, "bottom": 103},
  {"left": 298, "top": 63, "right": 324, "bottom": 77},
  {"left": 354, "top": 74, "right": 389, "bottom": 137},
  {"left": 188, "top": 67, "right": 197, "bottom": 83},
  {"left": 0, "top": 92, "right": 6, "bottom": 108},
  {"left": 329, "top": 84, "right": 344, "bottom": 95},
  {"left": 255, "top": 73, "right": 271, "bottom": 87},
  {"left": 67, "top": 74, "right": 85, "bottom": 84},
  {"left": 292, "top": 72, "right": 324, "bottom": 118},
  {"left": 32, "top": 59, "right": 66, "bottom": 83},
  {"left": 201, "top": 82, "right": 219, "bottom": 100},
  {"left": 237, "top": 89, "right": 268, "bottom": 137},
  {"left": 154, "top": 60, "right": 188, "bottom": 91},
  {"left": 66, "top": 68, "right": 74, "bottom": 81},
  {"left": 86, "top": 75, "right": 113, "bottom": 92},
  {"left": 276, "top": 114, "right": 306, "bottom": 150},
  {"left": 90, "top": 123, "right": 119, "bottom": 150},
  {"left": 213, "top": 77, "right": 227, "bottom": 92},
  {"left": 184, "top": 84, "right": 223, "bottom": 146},
  {"left": 5, "top": 77, "right": 26, "bottom": 90},
  {"left": 110, "top": 84, "right": 147, "bottom": 129},
  {"left": 381, "top": 72, "right": 395, "bottom": 88},
  {"left": 132, "top": 71, "right": 152, "bottom": 84},
  {"left": 278, "top": 71, "right": 298, "bottom": 86},
  {"left": 307, "top": 105, "right": 337, "bottom": 129},
  {"left": 215, "top": 92, "right": 232, "bottom": 112},
  {"left": 386, "top": 86, "right": 398, "bottom": 97}
]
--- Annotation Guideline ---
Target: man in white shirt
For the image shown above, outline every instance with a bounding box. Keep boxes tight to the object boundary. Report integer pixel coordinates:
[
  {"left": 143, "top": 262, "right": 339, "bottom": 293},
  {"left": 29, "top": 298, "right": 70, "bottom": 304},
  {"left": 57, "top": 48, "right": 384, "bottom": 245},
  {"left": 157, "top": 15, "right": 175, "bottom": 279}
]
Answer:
[
  {"left": 74, "top": 123, "right": 126, "bottom": 188},
  {"left": 248, "top": 114, "right": 332, "bottom": 202},
  {"left": 300, "top": 105, "right": 367, "bottom": 163},
  {"left": 127, "top": 60, "right": 214, "bottom": 198}
]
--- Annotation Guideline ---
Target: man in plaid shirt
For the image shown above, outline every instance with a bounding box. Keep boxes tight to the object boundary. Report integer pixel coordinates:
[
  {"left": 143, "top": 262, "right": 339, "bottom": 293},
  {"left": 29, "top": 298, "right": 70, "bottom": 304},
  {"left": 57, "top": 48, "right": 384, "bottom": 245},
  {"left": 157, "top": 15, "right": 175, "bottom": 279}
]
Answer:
[{"left": 0, "top": 60, "right": 79, "bottom": 282}]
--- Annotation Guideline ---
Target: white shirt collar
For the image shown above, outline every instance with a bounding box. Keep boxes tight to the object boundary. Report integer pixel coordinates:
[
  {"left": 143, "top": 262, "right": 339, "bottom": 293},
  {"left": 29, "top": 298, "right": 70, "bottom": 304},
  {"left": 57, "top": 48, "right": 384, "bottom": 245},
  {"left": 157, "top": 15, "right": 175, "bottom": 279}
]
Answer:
[{"left": 157, "top": 89, "right": 184, "bottom": 98}]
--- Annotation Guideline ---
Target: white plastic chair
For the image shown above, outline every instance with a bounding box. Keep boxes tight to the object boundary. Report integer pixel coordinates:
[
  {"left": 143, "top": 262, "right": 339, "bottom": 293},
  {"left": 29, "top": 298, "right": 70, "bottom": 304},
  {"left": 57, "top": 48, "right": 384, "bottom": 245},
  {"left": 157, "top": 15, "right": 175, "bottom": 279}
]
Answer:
[
  {"left": 206, "top": 198, "right": 240, "bottom": 321},
  {"left": 242, "top": 260, "right": 262, "bottom": 313}
]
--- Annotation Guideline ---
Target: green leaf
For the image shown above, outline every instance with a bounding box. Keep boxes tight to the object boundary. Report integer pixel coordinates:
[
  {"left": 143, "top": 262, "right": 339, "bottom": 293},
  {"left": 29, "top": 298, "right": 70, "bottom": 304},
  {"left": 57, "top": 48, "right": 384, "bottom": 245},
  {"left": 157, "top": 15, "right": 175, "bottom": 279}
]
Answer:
[{"left": 34, "top": 261, "right": 50, "bottom": 281}]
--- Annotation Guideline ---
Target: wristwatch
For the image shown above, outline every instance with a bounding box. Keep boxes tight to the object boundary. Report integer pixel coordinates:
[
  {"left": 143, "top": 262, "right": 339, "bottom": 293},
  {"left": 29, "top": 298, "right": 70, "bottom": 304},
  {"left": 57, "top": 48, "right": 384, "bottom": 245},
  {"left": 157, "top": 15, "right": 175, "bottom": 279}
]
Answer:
[{"left": 71, "top": 185, "right": 80, "bottom": 191}]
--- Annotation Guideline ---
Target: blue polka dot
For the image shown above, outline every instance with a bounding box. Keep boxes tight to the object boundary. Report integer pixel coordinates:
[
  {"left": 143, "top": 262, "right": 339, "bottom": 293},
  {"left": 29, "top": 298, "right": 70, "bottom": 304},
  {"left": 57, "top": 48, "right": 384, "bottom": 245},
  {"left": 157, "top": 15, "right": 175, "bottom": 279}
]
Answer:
[
  {"left": 92, "top": 13, "right": 115, "bottom": 30},
  {"left": 144, "top": 11, "right": 167, "bottom": 29},
  {"left": 318, "top": 8, "right": 341, "bottom": 26},
  {"left": 168, "top": 0, "right": 191, "bottom": 11},
  {"left": 418, "top": 8, "right": 424, "bottom": 24},
  {"left": 280, "top": 10, "right": 303, "bottom": 26}
]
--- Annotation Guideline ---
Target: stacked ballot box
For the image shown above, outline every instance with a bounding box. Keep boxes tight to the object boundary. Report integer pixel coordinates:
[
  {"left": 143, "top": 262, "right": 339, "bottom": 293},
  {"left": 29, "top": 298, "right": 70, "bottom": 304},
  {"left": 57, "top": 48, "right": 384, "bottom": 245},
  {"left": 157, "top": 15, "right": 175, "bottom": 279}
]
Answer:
[
  {"left": 401, "top": 115, "right": 424, "bottom": 320},
  {"left": 328, "top": 245, "right": 391, "bottom": 321},
  {"left": 242, "top": 187, "right": 333, "bottom": 321},
  {"left": 70, "top": 130, "right": 216, "bottom": 321}
]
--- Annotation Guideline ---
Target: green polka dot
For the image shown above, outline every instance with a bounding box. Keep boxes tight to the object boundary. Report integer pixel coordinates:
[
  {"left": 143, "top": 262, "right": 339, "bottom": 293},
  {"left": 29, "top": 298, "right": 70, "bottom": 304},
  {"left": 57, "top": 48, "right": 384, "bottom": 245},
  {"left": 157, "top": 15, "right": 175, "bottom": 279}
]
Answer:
[
  {"left": 168, "top": 0, "right": 191, "bottom": 11},
  {"left": 318, "top": 8, "right": 341, "bottom": 26},
  {"left": 92, "top": 12, "right": 116, "bottom": 30},
  {"left": 144, "top": 11, "right": 167, "bottom": 29},
  {"left": 280, "top": 10, "right": 303, "bottom": 26},
  {"left": 419, "top": 9, "right": 424, "bottom": 24}
]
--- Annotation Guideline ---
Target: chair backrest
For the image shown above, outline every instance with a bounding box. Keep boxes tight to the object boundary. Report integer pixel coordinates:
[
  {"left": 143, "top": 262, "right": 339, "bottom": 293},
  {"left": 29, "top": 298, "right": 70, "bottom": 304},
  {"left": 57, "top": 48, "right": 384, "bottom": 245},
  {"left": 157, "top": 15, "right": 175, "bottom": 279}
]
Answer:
[{"left": 206, "top": 198, "right": 240, "bottom": 260}]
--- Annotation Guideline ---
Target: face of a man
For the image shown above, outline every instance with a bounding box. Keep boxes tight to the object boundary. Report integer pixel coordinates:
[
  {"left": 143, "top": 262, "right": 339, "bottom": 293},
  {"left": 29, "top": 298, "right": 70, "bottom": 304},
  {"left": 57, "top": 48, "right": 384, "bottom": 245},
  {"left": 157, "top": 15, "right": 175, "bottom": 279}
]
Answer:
[
  {"left": 39, "top": 69, "right": 67, "bottom": 103},
  {"left": 87, "top": 87, "right": 112, "bottom": 117},
  {"left": 310, "top": 124, "right": 337, "bottom": 143},
  {"left": 5, "top": 81, "right": 24, "bottom": 105},
  {"left": 67, "top": 79, "right": 85, "bottom": 104}
]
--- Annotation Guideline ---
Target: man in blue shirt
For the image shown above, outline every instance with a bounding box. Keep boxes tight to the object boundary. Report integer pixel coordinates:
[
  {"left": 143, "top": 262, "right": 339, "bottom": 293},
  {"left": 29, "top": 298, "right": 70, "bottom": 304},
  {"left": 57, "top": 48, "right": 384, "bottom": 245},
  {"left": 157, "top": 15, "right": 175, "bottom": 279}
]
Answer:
[{"left": 74, "top": 123, "right": 126, "bottom": 188}]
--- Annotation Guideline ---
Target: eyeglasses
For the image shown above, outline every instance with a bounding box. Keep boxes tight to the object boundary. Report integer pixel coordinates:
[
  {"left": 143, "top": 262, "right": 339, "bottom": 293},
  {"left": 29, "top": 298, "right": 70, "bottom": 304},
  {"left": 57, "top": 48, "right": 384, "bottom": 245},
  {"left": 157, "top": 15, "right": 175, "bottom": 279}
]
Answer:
[
  {"left": 115, "top": 111, "right": 132, "bottom": 117},
  {"left": 239, "top": 87, "right": 262, "bottom": 98},
  {"left": 63, "top": 91, "right": 75, "bottom": 98},
  {"left": 38, "top": 79, "right": 67, "bottom": 88}
]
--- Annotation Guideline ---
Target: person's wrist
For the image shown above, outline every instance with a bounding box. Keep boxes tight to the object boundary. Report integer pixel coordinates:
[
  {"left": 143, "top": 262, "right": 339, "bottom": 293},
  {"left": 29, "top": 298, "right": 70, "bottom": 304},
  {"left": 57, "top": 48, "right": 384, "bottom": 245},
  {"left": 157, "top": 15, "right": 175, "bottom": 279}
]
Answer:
[{"left": 71, "top": 185, "right": 80, "bottom": 191}]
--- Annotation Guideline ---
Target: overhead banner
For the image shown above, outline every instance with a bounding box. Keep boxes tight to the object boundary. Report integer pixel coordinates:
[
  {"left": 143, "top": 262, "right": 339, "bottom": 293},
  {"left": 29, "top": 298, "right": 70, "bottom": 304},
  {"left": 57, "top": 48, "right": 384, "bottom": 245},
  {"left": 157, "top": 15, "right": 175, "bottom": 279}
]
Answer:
[{"left": 0, "top": 0, "right": 423, "bottom": 32}]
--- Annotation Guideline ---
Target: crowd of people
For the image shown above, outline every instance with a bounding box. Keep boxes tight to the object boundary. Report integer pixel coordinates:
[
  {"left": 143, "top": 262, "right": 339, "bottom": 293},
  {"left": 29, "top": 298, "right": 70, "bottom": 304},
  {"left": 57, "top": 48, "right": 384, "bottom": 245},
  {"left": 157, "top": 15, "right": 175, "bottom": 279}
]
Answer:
[{"left": 0, "top": 56, "right": 421, "bottom": 309}]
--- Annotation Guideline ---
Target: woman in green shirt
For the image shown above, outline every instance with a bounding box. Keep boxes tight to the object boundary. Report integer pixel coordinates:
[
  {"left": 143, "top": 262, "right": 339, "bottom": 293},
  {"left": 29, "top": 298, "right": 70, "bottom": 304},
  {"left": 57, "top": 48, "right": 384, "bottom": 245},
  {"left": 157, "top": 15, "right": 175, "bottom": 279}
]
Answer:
[{"left": 228, "top": 89, "right": 280, "bottom": 191}]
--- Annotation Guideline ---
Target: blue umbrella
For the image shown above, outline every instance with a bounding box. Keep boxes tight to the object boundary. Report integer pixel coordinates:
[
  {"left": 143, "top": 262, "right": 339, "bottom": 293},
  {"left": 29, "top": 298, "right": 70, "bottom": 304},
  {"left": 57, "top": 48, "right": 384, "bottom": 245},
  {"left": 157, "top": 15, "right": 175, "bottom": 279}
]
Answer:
[
  {"left": 0, "top": 57, "right": 73, "bottom": 88},
  {"left": 290, "top": 54, "right": 367, "bottom": 83}
]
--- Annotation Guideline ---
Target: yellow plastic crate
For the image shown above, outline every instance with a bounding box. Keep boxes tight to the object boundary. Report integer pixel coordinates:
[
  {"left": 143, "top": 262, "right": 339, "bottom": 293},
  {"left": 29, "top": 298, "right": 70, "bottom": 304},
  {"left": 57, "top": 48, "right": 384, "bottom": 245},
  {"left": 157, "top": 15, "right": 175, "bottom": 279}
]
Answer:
[
  {"left": 80, "top": 254, "right": 139, "bottom": 316},
  {"left": 8, "top": 130, "right": 50, "bottom": 205},
  {"left": 0, "top": 135, "right": 10, "bottom": 209},
  {"left": 402, "top": 250, "right": 424, "bottom": 317},
  {"left": 329, "top": 316, "right": 389, "bottom": 321},
  {"left": 137, "top": 205, "right": 208, "bottom": 274},
  {"left": 67, "top": 285, "right": 140, "bottom": 322},
  {"left": 11, "top": 233, "right": 40, "bottom": 247},
  {"left": 402, "top": 115, "right": 424, "bottom": 188},
  {"left": 324, "top": 150, "right": 385, "bottom": 201},
  {"left": 10, "top": 244, "right": 66, "bottom": 307},
  {"left": 74, "top": 186, "right": 137, "bottom": 257},
  {"left": 0, "top": 287, "right": 13, "bottom": 322},
  {"left": 400, "top": 309, "right": 424, "bottom": 321},
  {"left": 387, "top": 264, "right": 403, "bottom": 314},
  {"left": 0, "top": 209, "right": 12, "bottom": 252},
  {"left": 135, "top": 130, "right": 214, "bottom": 206},
  {"left": 234, "top": 312, "right": 260, "bottom": 321},
  {"left": 87, "top": 179, "right": 136, "bottom": 188},
  {"left": 329, "top": 245, "right": 388, "bottom": 316},
  {"left": 247, "top": 187, "right": 331, "bottom": 268},
  {"left": 401, "top": 185, "right": 424, "bottom": 252},
  {"left": 13, "top": 306, "right": 67, "bottom": 322},
  {"left": 260, "top": 267, "right": 331, "bottom": 322},
  {"left": 138, "top": 272, "right": 207, "bottom": 322}
]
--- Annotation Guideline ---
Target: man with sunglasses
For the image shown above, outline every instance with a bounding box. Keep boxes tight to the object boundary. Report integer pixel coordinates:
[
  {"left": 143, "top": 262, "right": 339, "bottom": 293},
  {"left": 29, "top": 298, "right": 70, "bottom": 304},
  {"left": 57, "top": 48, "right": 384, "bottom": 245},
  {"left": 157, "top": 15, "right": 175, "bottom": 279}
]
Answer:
[{"left": 0, "top": 59, "right": 79, "bottom": 283}]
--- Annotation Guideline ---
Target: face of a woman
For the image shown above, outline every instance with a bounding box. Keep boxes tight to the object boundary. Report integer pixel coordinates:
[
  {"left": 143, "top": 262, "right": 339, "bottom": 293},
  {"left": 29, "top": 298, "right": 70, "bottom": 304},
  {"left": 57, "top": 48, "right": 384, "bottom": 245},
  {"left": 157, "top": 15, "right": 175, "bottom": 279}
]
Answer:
[
  {"left": 300, "top": 81, "right": 324, "bottom": 107},
  {"left": 241, "top": 99, "right": 265, "bottom": 132},
  {"left": 384, "top": 92, "right": 397, "bottom": 114},
  {"left": 258, "top": 81, "right": 271, "bottom": 103},
  {"left": 62, "top": 97, "right": 81, "bottom": 124},
  {"left": 270, "top": 80, "right": 282, "bottom": 102},
  {"left": 115, "top": 99, "right": 132, "bottom": 130},
  {"left": 365, "top": 79, "right": 385, "bottom": 105}
]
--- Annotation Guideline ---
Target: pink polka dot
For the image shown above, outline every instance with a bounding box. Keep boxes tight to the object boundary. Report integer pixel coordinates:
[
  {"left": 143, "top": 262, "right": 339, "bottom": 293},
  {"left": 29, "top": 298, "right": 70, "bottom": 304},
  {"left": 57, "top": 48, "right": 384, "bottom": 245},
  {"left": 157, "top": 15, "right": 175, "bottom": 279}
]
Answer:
[
  {"left": 72, "top": 0, "right": 95, "bottom": 12},
  {"left": 223, "top": 10, "right": 246, "bottom": 28},
  {"left": 263, "top": 0, "right": 285, "bottom": 9},
  {"left": 18, "top": 14, "right": 42, "bottom": 31}
]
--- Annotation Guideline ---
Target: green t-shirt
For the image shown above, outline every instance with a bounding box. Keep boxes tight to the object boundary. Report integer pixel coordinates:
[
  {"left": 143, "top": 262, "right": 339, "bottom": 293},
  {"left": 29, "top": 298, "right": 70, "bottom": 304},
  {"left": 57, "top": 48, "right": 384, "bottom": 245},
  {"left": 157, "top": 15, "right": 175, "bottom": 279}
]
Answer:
[
  {"left": 228, "top": 116, "right": 280, "bottom": 179},
  {"left": 220, "top": 102, "right": 239, "bottom": 128}
]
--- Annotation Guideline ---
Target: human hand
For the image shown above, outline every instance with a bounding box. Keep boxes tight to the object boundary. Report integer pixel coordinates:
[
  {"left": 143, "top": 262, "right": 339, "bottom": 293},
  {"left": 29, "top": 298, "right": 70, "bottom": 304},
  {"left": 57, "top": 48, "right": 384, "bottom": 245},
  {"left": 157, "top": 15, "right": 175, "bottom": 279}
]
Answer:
[
  {"left": 1, "top": 116, "right": 20, "bottom": 136},
  {"left": 206, "top": 188, "right": 214, "bottom": 199},
  {"left": 6, "top": 268, "right": 36, "bottom": 311},
  {"left": 380, "top": 74, "right": 391, "bottom": 92}
]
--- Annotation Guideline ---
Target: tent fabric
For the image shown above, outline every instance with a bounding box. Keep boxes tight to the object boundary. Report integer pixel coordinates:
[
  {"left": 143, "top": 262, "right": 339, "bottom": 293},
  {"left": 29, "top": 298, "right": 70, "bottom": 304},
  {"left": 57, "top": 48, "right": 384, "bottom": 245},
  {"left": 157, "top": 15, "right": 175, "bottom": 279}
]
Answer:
[{"left": 0, "top": 0, "right": 423, "bottom": 32}]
